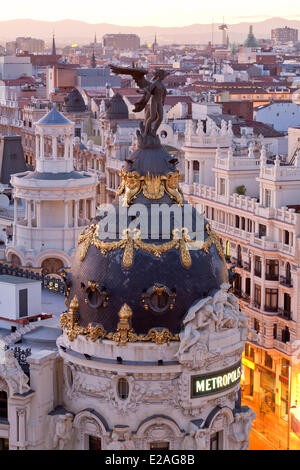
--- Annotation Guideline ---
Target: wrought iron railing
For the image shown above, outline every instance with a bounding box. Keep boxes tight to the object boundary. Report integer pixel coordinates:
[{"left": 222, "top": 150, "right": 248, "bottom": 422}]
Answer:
[{"left": 0, "top": 263, "right": 66, "bottom": 294}]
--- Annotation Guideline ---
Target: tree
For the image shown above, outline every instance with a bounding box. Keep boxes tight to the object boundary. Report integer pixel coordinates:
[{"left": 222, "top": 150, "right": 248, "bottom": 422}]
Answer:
[{"left": 235, "top": 185, "right": 246, "bottom": 195}]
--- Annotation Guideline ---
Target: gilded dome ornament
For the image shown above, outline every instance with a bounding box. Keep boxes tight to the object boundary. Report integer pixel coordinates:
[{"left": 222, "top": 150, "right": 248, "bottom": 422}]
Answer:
[
  {"left": 60, "top": 301, "right": 179, "bottom": 345},
  {"left": 63, "top": 65, "right": 228, "bottom": 339},
  {"left": 117, "top": 169, "right": 183, "bottom": 207}
]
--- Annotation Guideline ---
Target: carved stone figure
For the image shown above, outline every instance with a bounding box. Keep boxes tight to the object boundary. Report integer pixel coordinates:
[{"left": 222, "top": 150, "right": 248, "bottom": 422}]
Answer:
[
  {"left": 0, "top": 348, "right": 30, "bottom": 395},
  {"left": 176, "top": 284, "right": 247, "bottom": 366},
  {"left": 123, "top": 432, "right": 136, "bottom": 450},
  {"left": 229, "top": 409, "right": 256, "bottom": 450},
  {"left": 182, "top": 432, "right": 196, "bottom": 450},
  {"left": 52, "top": 413, "right": 74, "bottom": 450},
  {"left": 106, "top": 431, "right": 125, "bottom": 450},
  {"left": 195, "top": 431, "right": 207, "bottom": 450},
  {"left": 109, "top": 64, "right": 172, "bottom": 139}
]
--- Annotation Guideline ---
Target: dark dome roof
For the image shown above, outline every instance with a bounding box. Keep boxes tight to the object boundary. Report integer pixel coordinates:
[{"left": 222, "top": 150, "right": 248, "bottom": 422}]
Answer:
[
  {"left": 66, "top": 144, "right": 227, "bottom": 337},
  {"left": 105, "top": 93, "right": 129, "bottom": 120},
  {"left": 63, "top": 88, "right": 86, "bottom": 113}
]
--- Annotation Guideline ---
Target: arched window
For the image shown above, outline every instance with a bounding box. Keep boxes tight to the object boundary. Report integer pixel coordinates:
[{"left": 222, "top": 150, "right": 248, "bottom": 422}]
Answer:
[{"left": 117, "top": 378, "right": 129, "bottom": 400}]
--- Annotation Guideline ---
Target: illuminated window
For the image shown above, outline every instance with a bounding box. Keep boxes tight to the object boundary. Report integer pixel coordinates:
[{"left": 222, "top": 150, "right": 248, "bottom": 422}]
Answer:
[{"left": 150, "top": 442, "right": 169, "bottom": 450}]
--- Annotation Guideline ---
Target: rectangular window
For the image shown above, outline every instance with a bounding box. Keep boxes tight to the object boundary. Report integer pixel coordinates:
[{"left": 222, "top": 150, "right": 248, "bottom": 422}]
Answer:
[
  {"left": 254, "top": 257, "right": 261, "bottom": 277},
  {"left": 281, "top": 358, "right": 290, "bottom": 378},
  {"left": 254, "top": 285, "right": 261, "bottom": 308},
  {"left": 259, "top": 224, "right": 267, "bottom": 239},
  {"left": 265, "top": 352, "right": 273, "bottom": 369},
  {"left": 210, "top": 432, "right": 219, "bottom": 450},
  {"left": 265, "top": 189, "right": 271, "bottom": 208},
  {"left": 266, "top": 260, "right": 279, "bottom": 281},
  {"left": 245, "top": 343, "right": 255, "bottom": 360},
  {"left": 89, "top": 436, "right": 102, "bottom": 450},
  {"left": 265, "top": 289, "right": 278, "bottom": 312},
  {"left": 219, "top": 178, "right": 226, "bottom": 196},
  {"left": 284, "top": 230, "right": 289, "bottom": 245},
  {"left": 0, "top": 391, "right": 8, "bottom": 419}
]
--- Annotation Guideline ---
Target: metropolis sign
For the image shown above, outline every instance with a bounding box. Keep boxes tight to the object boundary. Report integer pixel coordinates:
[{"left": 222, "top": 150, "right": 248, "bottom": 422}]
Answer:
[{"left": 191, "top": 361, "right": 241, "bottom": 398}]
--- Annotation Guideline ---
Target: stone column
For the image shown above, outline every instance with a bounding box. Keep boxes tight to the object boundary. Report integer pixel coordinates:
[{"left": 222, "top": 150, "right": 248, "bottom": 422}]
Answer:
[
  {"left": 250, "top": 252, "right": 255, "bottom": 305},
  {"left": 185, "top": 159, "right": 188, "bottom": 184},
  {"left": 14, "top": 197, "right": 18, "bottom": 222},
  {"left": 36, "top": 201, "right": 41, "bottom": 228},
  {"left": 90, "top": 198, "right": 96, "bottom": 219},
  {"left": 35, "top": 135, "right": 39, "bottom": 159},
  {"left": 83, "top": 199, "right": 87, "bottom": 222},
  {"left": 64, "top": 135, "right": 68, "bottom": 159},
  {"left": 188, "top": 160, "right": 193, "bottom": 185},
  {"left": 261, "top": 257, "right": 266, "bottom": 312},
  {"left": 52, "top": 136, "right": 57, "bottom": 159},
  {"left": 40, "top": 135, "right": 44, "bottom": 159},
  {"left": 17, "top": 408, "right": 26, "bottom": 449},
  {"left": 69, "top": 136, "right": 73, "bottom": 159},
  {"left": 27, "top": 201, "right": 32, "bottom": 227},
  {"left": 74, "top": 200, "right": 79, "bottom": 228},
  {"left": 64, "top": 201, "right": 69, "bottom": 228}
]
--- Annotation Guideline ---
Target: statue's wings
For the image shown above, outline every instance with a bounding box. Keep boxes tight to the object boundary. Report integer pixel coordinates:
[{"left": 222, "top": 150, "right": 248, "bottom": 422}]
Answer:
[{"left": 109, "top": 64, "right": 150, "bottom": 89}]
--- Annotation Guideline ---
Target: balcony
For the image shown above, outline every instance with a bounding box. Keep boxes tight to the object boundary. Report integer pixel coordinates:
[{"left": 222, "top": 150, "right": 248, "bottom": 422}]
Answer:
[
  {"left": 280, "top": 276, "right": 293, "bottom": 288},
  {"left": 273, "top": 339, "right": 292, "bottom": 355},
  {"left": 264, "top": 305, "right": 278, "bottom": 313},
  {"left": 253, "top": 300, "right": 261, "bottom": 309},
  {"left": 244, "top": 261, "right": 251, "bottom": 272},
  {"left": 277, "top": 308, "right": 292, "bottom": 321},
  {"left": 265, "top": 273, "right": 279, "bottom": 281},
  {"left": 241, "top": 292, "right": 250, "bottom": 302},
  {"left": 254, "top": 270, "right": 261, "bottom": 278},
  {"left": 233, "top": 289, "right": 242, "bottom": 298}
]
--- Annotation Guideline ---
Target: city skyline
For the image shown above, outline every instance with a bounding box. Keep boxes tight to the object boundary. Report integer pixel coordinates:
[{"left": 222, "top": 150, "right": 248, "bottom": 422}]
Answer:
[{"left": 1, "top": 0, "right": 300, "bottom": 27}]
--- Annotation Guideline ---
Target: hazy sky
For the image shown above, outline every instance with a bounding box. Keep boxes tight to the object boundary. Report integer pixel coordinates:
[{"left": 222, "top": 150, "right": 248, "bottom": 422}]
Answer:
[{"left": 2, "top": 0, "right": 300, "bottom": 26}]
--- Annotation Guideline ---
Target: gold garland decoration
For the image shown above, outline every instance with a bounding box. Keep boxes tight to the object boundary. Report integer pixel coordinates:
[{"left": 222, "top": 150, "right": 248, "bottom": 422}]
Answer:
[
  {"left": 60, "top": 301, "right": 179, "bottom": 346},
  {"left": 78, "top": 224, "right": 224, "bottom": 268},
  {"left": 117, "top": 169, "right": 184, "bottom": 207}
]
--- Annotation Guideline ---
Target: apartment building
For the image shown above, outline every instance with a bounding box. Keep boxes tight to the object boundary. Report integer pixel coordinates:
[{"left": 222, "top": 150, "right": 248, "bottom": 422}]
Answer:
[{"left": 182, "top": 123, "right": 300, "bottom": 443}]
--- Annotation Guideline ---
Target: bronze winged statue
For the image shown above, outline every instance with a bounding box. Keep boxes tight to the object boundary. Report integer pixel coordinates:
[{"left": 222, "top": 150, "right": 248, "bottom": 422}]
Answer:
[{"left": 109, "top": 64, "right": 172, "bottom": 138}]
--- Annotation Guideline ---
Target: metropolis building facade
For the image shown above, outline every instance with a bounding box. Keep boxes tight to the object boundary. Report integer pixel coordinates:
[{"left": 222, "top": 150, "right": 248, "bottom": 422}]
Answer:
[{"left": 0, "top": 74, "right": 255, "bottom": 451}]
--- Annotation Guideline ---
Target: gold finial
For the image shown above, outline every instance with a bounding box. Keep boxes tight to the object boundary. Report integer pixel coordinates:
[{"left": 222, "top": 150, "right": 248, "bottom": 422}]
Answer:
[
  {"left": 69, "top": 295, "right": 79, "bottom": 327},
  {"left": 118, "top": 303, "right": 133, "bottom": 320}
]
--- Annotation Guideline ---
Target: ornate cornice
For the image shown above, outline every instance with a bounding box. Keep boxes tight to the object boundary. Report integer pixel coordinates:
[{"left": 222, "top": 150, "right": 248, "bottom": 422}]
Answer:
[
  {"left": 117, "top": 169, "right": 184, "bottom": 207},
  {"left": 60, "top": 300, "right": 179, "bottom": 346},
  {"left": 77, "top": 224, "right": 224, "bottom": 269}
]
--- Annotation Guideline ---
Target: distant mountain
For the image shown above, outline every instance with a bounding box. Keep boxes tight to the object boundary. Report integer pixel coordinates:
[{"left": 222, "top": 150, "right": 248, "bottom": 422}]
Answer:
[{"left": 0, "top": 17, "right": 299, "bottom": 46}]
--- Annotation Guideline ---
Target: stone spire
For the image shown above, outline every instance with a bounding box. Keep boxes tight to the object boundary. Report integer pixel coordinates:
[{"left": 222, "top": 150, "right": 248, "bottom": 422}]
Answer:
[
  {"left": 52, "top": 33, "right": 56, "bottom": 55},
  {"left": 91, "top": 49, "right": 96, "bottom": 68}
]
